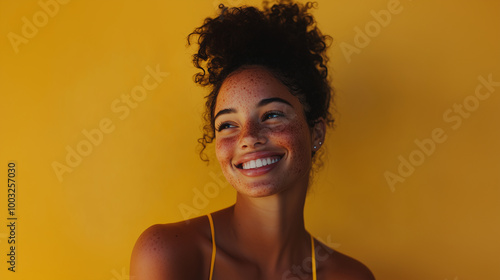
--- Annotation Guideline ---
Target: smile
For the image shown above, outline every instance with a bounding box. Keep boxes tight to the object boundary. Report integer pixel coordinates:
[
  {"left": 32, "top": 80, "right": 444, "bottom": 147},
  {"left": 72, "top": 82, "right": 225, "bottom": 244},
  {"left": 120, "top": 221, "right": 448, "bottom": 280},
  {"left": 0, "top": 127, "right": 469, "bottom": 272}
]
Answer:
[{"left": 240, "top": 156, "right": 282, "bottom": 170}]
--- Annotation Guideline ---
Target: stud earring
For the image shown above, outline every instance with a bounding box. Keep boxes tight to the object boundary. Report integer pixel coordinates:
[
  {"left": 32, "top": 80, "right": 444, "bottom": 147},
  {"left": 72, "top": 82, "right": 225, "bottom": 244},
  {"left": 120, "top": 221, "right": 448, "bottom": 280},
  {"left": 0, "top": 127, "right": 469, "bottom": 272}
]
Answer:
[
  {"left": 313, "top": 145, "right": 317, "bottom": 150},
  {"left": 319, "top": 141, "right": 322, "bottom": 145}
]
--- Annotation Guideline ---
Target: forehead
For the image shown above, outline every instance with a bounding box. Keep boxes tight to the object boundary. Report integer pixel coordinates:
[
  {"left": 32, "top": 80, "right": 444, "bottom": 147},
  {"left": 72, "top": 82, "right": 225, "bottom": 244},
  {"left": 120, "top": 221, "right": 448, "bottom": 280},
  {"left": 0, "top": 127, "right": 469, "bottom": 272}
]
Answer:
[{"left": 215, "top": 66, "right": 299, "bottom": 111}]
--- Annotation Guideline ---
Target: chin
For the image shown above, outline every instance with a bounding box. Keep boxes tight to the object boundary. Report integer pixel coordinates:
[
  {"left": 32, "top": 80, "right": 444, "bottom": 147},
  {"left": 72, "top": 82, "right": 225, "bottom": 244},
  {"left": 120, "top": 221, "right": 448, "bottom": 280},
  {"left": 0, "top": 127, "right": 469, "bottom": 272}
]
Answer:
[{"left": 232, "top": 179, "right": 286, "bottom": 198}]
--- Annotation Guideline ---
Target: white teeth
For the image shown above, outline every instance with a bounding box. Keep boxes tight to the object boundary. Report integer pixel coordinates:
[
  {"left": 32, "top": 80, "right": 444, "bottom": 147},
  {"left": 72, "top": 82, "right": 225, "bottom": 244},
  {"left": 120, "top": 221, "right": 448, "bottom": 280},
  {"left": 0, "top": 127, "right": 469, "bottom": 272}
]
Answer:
[{"left": 241, "top": 156, "right": 281, "bottom": 170}]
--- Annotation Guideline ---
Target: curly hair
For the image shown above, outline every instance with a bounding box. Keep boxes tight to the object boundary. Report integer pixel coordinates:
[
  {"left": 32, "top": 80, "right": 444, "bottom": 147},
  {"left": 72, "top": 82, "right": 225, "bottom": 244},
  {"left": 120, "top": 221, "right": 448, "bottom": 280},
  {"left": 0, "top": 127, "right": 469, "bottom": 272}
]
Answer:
[{"left": 188, "top": 0, "right": 334, "bottom": 161}]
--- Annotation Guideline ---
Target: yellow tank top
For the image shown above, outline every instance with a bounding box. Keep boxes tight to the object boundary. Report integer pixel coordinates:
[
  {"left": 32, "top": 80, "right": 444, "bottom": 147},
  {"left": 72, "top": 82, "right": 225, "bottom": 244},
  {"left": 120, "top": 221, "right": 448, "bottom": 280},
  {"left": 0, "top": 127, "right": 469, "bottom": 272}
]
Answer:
[{"left": 207, "top": 213, "right": 317, "bottom": 280}]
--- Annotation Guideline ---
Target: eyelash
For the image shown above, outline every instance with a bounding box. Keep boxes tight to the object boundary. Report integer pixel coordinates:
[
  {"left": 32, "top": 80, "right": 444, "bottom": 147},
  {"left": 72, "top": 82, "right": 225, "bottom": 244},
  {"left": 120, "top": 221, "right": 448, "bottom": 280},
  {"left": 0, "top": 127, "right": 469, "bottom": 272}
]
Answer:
[
  {"left": 262, "top": 110, "right": 284, "bottom": 120},
  {"left": 215, "top": 110, "right": 285, "bottom": 132},
  {"left": 215, "top": 122, "right": 235, "bottom": 132}
]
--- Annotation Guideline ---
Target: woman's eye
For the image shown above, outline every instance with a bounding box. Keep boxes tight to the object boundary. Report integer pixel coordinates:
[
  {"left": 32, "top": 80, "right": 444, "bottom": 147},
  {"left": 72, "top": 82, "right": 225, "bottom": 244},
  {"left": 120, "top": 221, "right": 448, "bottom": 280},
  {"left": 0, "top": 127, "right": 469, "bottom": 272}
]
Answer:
[
  {"left": 263, "top": 111, "right": 284, "bottom": 120},
  {"left": 216, "top": 123, "right": 236, "bottom": 132}
]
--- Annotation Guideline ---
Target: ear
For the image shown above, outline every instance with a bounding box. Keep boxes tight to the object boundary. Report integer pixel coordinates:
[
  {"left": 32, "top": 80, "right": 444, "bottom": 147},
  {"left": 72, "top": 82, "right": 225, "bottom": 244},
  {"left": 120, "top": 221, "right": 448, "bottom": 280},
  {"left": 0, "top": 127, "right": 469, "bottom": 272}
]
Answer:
[{"left": 311, "top": 118, "right": 326, "bottom": 152}]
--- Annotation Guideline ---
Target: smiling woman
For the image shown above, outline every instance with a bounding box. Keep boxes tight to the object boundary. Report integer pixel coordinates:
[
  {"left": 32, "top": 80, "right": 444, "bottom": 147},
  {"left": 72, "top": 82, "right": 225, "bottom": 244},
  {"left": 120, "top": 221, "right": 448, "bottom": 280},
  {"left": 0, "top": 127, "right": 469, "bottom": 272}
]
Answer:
[
  {"left": 214, "top": 66, "right": 318, "bottom": 198},
  {"left": 130, "top": 1, "right": 375, "bottom": 279}
]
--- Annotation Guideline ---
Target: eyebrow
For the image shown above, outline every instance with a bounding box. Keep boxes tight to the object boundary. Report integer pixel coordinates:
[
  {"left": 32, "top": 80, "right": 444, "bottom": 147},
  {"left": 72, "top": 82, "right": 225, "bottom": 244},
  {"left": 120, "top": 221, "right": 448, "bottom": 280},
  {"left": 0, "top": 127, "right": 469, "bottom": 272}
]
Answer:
[
  {"left": 258, "top": 97, "right": 293, "bottom": 108},
  {"left": 214, "top": 97, "right": 293, "bottom": 121}
]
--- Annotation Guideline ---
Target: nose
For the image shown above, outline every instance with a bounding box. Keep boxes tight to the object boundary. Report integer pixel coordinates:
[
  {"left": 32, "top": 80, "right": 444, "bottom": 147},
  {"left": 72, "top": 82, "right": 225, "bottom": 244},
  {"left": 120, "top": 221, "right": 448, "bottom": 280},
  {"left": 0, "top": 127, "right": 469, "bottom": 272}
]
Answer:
[{"left": 239, "top": 120, "right": 267, "bottom": 149}]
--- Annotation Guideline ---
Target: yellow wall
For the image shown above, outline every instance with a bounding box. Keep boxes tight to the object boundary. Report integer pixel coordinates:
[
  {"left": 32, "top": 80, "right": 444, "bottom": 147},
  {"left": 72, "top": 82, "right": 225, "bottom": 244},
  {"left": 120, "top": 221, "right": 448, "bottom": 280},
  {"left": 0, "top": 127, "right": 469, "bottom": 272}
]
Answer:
[{"left": 1, "top": 0, "right": 499, "bottom": 279}]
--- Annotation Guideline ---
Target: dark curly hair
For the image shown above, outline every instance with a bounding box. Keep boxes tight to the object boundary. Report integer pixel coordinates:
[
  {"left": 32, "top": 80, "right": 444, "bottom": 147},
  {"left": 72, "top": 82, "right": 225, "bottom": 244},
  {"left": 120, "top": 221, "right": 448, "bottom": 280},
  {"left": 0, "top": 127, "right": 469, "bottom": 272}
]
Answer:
[{"left": 188, "top": 0, "right": 334, "bottom": 161}]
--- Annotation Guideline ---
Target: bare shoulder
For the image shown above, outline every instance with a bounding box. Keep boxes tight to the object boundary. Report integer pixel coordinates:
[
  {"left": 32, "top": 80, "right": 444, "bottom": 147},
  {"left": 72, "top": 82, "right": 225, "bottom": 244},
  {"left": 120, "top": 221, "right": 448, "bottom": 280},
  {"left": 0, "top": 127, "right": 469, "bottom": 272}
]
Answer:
[
  {"left": 315, "top": 240, "right": 375, "bottom": 280},
  {"left": 130, "top": 216, "right": 211, "bottom": 280}
]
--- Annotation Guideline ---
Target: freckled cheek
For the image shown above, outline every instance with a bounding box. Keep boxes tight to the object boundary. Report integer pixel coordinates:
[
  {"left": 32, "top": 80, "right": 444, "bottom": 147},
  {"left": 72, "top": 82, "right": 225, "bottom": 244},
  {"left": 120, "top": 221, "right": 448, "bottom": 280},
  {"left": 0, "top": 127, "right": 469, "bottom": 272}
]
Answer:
[
  {"left": 269, "top": 123, "right": 310, "bottom": 151},
  {"left": 215, "top": 136, "right": 239, "bottom": 164},
  {"left": 270, "top": 123, "right": 311, "bottom": 173}
]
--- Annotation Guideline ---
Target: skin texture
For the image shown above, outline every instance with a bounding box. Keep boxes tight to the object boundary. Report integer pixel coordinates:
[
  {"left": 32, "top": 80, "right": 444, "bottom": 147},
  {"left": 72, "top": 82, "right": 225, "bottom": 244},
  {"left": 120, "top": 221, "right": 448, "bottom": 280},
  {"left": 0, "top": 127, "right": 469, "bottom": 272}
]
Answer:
[
  {"left": 214, "top": 65, "right": 315, "bottom": 198},
  {"left": 130, "top": 66, "right": 375, "bottom": 280}
]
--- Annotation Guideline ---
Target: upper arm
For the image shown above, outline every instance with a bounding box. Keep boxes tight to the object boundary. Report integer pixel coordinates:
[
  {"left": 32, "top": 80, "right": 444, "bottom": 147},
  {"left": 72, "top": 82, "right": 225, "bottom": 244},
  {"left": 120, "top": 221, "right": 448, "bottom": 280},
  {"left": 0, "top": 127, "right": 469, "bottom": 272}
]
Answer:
[{"left": 130, "top": 224, "right": 203, "bottom": 280}]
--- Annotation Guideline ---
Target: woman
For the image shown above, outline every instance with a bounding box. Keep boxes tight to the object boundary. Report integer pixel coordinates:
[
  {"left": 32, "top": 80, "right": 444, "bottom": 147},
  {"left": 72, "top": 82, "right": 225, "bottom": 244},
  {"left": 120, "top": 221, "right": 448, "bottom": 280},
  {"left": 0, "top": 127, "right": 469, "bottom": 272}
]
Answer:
[{"left": 131, "top": 1, "right": 375, "bottom": 279}]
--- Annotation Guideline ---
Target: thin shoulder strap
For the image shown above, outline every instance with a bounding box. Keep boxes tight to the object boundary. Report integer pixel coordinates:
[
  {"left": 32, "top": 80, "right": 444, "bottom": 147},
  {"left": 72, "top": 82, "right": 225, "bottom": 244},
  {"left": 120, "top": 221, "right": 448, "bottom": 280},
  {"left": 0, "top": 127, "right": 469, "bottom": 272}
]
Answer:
[
  {"left": 311, "top": 234, "right": 317, "bottom": 280},
  {"left": 207, "top": 213, "right": 216, "bottom": 280}
]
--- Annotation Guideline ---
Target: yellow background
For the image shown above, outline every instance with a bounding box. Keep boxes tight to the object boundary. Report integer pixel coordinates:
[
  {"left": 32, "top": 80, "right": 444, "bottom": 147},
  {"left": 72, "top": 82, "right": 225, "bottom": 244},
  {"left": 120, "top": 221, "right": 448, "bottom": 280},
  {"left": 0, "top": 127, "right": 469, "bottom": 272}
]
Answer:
[{"left": 1, "top": 0, "right": 499, "bottom": 279}]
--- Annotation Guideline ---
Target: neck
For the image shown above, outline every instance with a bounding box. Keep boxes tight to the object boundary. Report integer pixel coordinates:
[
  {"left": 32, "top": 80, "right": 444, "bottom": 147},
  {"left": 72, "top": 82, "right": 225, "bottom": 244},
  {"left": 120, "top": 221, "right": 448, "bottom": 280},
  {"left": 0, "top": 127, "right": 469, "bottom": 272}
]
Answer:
[{"left": 228, "top": 181, "right": 310, "bottom": 273}]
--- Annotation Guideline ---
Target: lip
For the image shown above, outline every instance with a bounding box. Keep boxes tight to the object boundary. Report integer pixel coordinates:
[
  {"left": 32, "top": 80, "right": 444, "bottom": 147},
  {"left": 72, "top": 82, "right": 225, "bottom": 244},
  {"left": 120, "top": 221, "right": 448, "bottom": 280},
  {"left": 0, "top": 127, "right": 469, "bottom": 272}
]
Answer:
[{"left": 233, "top": 150, "right": 285, "bottom": 177}]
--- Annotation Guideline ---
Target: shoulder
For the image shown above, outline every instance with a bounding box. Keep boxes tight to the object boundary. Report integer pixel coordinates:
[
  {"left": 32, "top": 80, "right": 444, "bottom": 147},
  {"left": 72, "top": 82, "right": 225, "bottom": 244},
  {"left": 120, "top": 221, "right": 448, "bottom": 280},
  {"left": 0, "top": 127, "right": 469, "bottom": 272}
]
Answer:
[
  {"left": 315, "top": 240, "right": 375, "bottom": 280},
  {"left": 130, "top": 216, "right": 212, "bottom": 280},
  {"left": 329, "top": 251, "right": 375, "bottom": 280}
]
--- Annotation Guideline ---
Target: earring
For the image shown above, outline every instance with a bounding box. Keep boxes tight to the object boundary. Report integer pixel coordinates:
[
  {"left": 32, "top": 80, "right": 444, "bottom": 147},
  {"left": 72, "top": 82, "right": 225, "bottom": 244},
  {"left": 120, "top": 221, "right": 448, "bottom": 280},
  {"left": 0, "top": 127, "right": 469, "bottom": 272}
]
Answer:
[
  {"left": 313, "top": 145, "right": 317, "bottom": 150},
  {"left": 319, "top": 141, "right": 322, "bottom": 145}
]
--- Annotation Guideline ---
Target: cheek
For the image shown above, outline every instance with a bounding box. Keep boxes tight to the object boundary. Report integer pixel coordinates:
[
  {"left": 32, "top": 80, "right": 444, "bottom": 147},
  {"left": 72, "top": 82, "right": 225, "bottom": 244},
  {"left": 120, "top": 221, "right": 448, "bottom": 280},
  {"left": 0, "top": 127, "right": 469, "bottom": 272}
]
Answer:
[
  {"left": 271, "top": 121, "right": 312, "bottom": 170},
  {"left": 215, "top": 136, "right": 238, "bottom": 163}
]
